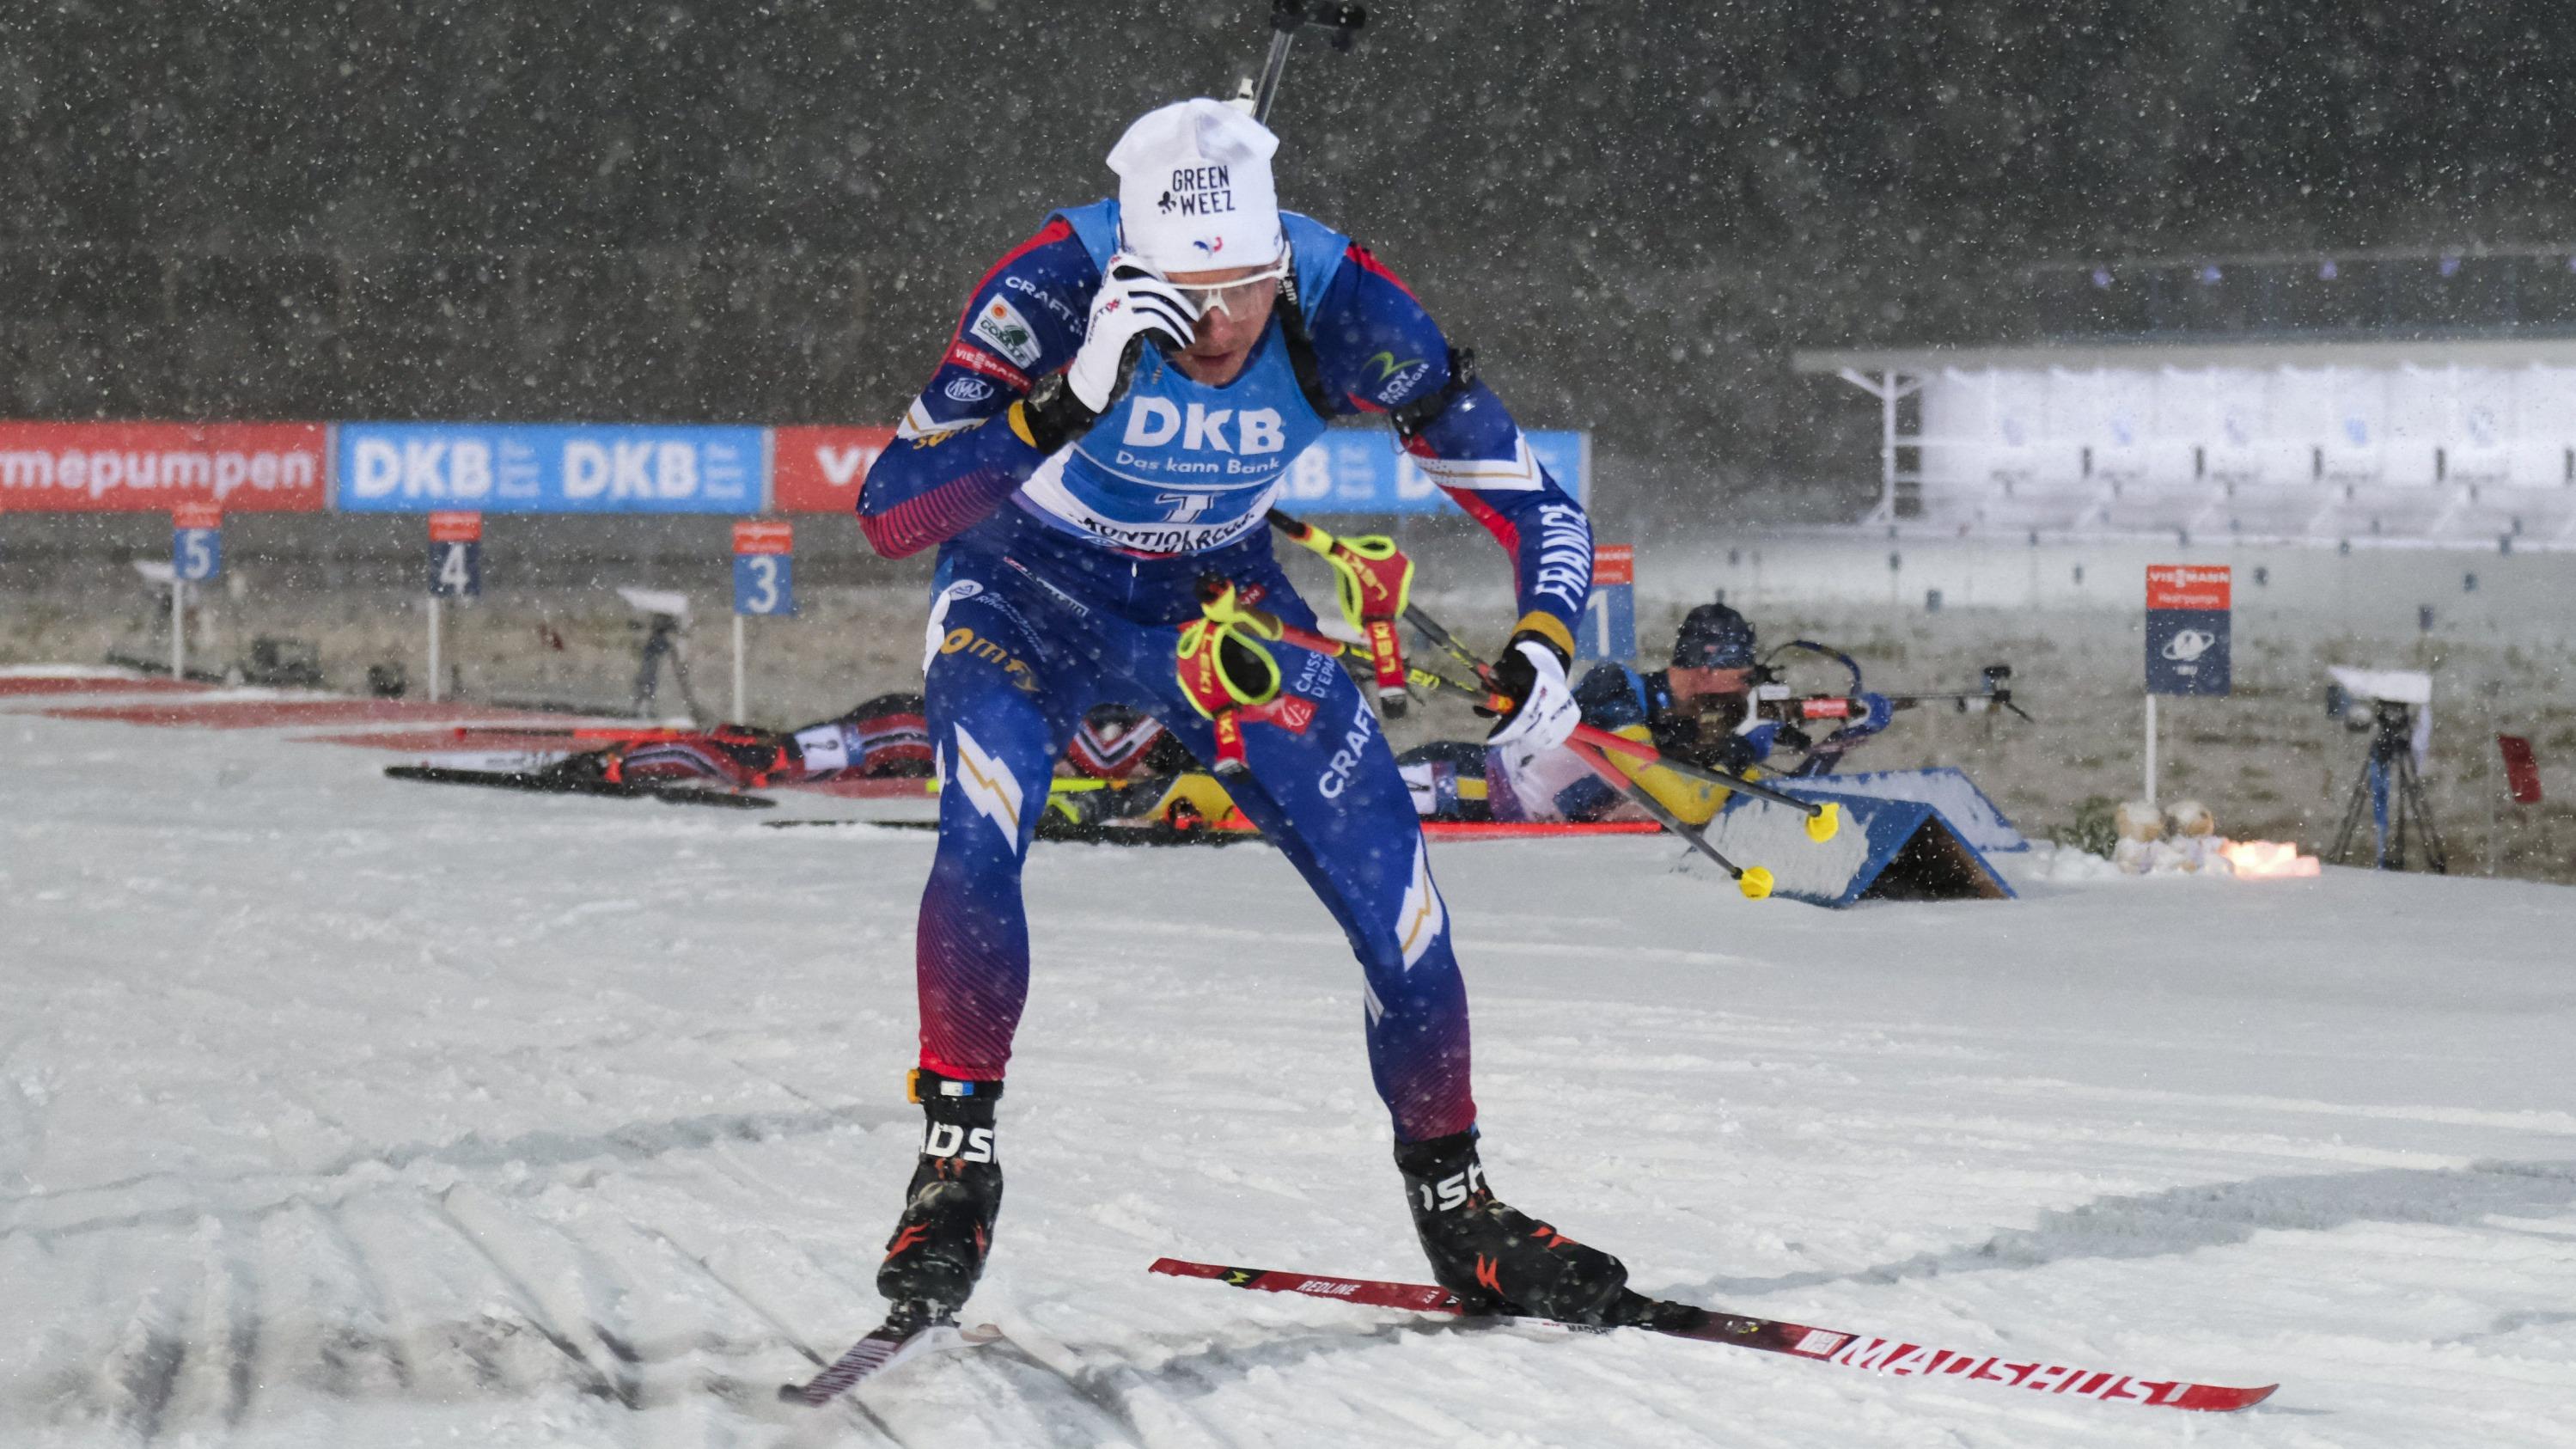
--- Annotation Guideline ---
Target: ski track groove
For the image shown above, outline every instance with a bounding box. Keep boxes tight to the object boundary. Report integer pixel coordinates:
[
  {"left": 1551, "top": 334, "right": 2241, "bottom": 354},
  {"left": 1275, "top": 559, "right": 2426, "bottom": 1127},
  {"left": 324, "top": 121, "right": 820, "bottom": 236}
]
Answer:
[
  {"left": 964, "top": 1330, "right": 1153, "bottom": 1449},
  {"left": 339, "top": 1193, "right": 546, "bottom": 1403},
  {"left": 0, "top": 1031, "right": 46, "bottom": 1199},
  {"left": 192, "top": 1212, "right": 263, "bottom": 1432},
  {"left": 0, "top": 1100, "right": 904, "bottom": 1246},
  {"left": 529, "top": 1181, "right": 926, "bottom": 1447},
  {"left": 311, "top": 1199, "right": 420, "bottom": 1396},
  {"left": 652, "top": 1199, "right": 1147, "bottom": 1449},
  {"left": 424, "top": 1189, "right": 630, "bottom": 1410},
  {"left": 444, "top": 1184, "right": 650, "bottom": 1414}
]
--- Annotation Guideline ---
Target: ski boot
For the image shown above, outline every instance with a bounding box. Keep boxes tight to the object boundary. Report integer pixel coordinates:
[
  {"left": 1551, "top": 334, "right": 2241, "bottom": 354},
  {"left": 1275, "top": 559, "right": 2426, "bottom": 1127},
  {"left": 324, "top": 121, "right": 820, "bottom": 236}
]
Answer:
[
  {"left": 876, "top": 1070, "right": 1003, "bottom": 1332},
  {"left": 1396, "top": 1129, "right": 1639, "bottom": 1325}
]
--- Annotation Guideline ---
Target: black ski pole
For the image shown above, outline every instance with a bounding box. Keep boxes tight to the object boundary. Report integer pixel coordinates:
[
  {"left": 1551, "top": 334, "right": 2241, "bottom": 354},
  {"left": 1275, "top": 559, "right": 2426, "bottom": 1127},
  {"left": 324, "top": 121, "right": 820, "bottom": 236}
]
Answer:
[{"left": 1561, "top": 737, "right": 1775, "bottom": 900}]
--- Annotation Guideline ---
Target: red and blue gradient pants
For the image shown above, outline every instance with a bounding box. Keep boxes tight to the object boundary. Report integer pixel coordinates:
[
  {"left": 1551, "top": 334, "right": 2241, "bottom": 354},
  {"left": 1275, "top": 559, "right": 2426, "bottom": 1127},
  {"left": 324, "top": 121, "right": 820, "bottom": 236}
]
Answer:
[{"left": 907, "top": 516, "right": 1475, "bottom": 1142}]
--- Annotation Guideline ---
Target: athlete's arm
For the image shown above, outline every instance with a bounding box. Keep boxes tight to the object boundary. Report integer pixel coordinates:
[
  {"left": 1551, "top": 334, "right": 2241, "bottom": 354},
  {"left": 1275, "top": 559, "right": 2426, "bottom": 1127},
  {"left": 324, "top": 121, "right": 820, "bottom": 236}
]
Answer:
[
  {"left": 1305, "top": 245, "right": 1595, "bottom": 654},
  {"left": 1570, "top": 663, "right": 1649, "bottom": 731},
  {"left": 855, "top": 218, "right": 1099, "bottom": 559}
]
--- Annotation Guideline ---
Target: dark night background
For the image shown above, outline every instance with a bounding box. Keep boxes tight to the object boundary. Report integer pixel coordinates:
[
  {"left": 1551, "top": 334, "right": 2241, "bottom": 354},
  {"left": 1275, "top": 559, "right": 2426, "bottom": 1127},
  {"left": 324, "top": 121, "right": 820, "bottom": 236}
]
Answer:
[{"left": 3, "top": 0, "right": 2571, "bottom": 517}]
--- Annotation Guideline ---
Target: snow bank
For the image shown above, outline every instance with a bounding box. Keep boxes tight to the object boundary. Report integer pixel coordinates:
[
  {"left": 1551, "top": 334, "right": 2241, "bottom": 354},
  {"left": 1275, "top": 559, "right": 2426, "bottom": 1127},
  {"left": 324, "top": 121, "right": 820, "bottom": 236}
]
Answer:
[{"left": 5, "top": 684, "right": 2574, "bottom": 1446}]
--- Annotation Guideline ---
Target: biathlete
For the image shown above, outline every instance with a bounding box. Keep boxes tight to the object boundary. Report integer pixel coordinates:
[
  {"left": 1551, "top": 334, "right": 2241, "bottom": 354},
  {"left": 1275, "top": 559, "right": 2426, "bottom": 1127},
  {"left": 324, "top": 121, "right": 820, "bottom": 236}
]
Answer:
[
  {"left": 1401, "top": 602, "right": 1894, "bottom": 825},
  {"left": 854, "top": 98, "right": 1642, "bottom": 1334},
  {"left": 551, "top": 694, "right": 935, "bottom": 789}
]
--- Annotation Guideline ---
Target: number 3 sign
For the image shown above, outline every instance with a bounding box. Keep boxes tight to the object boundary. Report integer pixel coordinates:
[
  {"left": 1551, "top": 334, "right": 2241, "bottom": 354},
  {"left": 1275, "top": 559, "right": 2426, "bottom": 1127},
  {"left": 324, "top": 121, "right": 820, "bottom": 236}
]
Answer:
[{"left": 732, "top": 521, "right": 795, "bottom": 616}]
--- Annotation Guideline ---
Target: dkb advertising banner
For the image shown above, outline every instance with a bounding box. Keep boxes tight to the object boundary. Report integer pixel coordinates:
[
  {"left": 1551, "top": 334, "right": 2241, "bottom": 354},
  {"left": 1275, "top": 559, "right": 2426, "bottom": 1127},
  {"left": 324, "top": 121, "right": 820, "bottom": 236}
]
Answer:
[
  {"left": 0, "top": 422, "right": 327, "bottom": 512},
  {"left": 337, "top": 422, "right": 762, "bottom": 513},
  {"left": 1274, "top": 427, "right": 1590, "bottom": 514}
]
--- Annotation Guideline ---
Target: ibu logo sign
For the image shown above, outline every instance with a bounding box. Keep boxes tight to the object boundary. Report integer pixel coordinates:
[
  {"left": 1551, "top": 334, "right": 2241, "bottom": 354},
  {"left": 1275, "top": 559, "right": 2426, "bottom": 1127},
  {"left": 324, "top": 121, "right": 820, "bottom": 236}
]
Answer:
[
  {"left": 2146, "top": 564, "right": 2231, "bottom": 695},
  {"left": 732, "top": 520, "right": 795, "bottom": 616},
  {"left": 1578, "top": 545, "right": 1636, "bottom": 662},
  {"left": 171, "top": 502, "right": 223, "bottom": 581},
  {"left": 339, "top": 423, "right": 761, "bottom": 513}
]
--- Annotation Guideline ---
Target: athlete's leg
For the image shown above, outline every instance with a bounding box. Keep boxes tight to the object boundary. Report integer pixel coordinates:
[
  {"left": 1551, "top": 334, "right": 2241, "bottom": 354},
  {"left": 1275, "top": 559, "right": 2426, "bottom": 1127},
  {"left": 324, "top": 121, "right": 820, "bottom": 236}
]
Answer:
[
  {"left": 1115, "top": 571, "right": 1475, "bottom": 1143},
  {"left": 881, "top": 564, "right": 1093, "bottom": 1327},
  {"left": 1111, "top": 562, "right": 1635, "bottom": 1325},
  {"left": 913, "top": 571, "right": 1092, "bottom": 1081}
]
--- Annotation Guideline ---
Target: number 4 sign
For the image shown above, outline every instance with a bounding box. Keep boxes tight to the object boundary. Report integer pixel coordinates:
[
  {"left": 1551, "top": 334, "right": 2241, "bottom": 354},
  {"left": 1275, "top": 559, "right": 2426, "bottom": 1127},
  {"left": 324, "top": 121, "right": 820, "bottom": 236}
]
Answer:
[
  {"left": 423, "top": 511, "right": 483, "bottom": 702},
  {"left": 429, "top": 511, "right": 483, "bottom": 597}
]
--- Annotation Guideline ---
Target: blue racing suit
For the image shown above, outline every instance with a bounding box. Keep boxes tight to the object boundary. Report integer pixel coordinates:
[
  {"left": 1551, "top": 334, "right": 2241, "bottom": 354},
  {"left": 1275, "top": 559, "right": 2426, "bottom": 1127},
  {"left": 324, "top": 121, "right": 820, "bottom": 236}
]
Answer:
[{"left": 858, "top": 200, "right": 1593, "bottom": 1142}]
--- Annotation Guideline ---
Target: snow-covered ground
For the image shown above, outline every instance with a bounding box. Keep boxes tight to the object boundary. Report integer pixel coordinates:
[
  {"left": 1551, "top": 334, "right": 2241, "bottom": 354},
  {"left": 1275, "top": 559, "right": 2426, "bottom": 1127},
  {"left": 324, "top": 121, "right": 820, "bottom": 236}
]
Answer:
[{"left": 6, "top": 683, "right": 2575, "bottom": 1447}]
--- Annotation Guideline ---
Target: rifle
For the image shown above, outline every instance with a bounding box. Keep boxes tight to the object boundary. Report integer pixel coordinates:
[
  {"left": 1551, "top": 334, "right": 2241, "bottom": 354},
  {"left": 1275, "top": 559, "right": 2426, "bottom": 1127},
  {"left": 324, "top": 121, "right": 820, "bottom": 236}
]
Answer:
[{"left": 1753, "top": 665, "right": 2035, "bottom": 725}]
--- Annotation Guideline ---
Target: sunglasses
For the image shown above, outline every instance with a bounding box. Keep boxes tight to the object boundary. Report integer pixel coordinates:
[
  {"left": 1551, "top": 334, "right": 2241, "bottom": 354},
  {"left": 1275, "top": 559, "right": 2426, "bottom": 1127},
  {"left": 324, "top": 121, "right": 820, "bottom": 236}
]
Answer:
[{"left": 1171, "top": 257, "right": 1291, "bottom": 316}]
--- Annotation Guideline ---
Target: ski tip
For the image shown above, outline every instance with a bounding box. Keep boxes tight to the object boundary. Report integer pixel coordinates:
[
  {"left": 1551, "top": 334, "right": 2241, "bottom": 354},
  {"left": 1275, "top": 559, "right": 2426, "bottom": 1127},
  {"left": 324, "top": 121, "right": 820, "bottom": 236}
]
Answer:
[
  {"left": 2174, "top": 1381, "right": 2279, "bottom": 1412},
  {"left": 962, "top": 1322, "right": 1005, "bottom": 1345}
]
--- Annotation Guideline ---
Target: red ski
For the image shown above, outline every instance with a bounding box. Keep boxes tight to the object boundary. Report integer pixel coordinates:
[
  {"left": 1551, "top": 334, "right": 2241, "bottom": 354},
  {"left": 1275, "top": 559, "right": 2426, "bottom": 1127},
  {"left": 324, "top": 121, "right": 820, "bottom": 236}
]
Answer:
[{"left": 1149, "top": 1258, "right": 2276, "bottom": 1414}]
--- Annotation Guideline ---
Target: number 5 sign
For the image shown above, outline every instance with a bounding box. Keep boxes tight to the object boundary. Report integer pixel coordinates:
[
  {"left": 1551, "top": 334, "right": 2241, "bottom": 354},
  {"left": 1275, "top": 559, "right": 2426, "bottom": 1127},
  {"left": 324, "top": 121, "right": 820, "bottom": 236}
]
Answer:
[
  {"left": 168, "top": 504, "right": 223, "bottom": 681},
  {"left": 172, "top": 502, "right": 223, "bottom": 582}
]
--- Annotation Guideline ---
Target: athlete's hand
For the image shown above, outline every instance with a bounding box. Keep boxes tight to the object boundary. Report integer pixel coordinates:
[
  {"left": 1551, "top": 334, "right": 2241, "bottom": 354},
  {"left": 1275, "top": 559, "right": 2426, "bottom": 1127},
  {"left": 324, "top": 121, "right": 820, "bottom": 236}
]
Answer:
[
  {"left": 1849, "top": 691, "right": 1895, "bottom": 735},
  {"left": 1480, "top": 633, "right": 1579, "bottom": 752},
  {"left": 1736, "top": 719, "right": 1785, "bottom": 763},
  {"left": 1067, "top": 255, "right": 1199, "bottom": 413}
]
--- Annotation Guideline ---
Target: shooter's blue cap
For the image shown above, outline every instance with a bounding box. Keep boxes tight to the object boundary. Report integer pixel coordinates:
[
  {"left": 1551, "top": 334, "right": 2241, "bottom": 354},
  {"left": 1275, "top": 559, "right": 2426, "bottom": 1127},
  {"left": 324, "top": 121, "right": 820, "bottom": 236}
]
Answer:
[{"left": 1672, "top": 602, "right": 1756, "bottom": 670}]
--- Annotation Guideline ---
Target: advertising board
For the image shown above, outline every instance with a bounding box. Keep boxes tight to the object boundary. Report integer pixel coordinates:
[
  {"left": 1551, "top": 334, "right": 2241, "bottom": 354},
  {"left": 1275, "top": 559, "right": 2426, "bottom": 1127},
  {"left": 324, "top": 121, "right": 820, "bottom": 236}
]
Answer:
[
  {"left": 337, "top": 423, "right": 762, "bottom": 513},
  {"left": 0, "top": 422, "right": 327, "bottom": 512}
]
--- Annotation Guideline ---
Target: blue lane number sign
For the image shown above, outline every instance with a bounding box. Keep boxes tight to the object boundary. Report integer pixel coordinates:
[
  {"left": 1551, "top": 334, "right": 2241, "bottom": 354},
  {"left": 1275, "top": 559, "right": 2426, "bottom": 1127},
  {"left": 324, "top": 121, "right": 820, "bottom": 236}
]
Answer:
[
  {"left": 171, "top": 503, "right": 223, "bottom": 582},
  {"left": 733, "top": 520, "right": 796, "bottom": 616},
  {"left": 429, "top": 511, "right": 483, "bottom": 597},
  {"left": 1578, "top": 544, "right": 1636, "bottom": 662}
]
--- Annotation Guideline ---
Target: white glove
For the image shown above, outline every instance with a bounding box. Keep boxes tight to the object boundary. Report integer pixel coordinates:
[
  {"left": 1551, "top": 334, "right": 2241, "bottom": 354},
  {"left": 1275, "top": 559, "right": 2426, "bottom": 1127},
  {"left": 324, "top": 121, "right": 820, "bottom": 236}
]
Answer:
[
  {"left": 1483, "top": 638, "right": 1579, "bottom": 752},
  {"left": 1065, "top": 254, "right": 1200, "bottom": 413}
]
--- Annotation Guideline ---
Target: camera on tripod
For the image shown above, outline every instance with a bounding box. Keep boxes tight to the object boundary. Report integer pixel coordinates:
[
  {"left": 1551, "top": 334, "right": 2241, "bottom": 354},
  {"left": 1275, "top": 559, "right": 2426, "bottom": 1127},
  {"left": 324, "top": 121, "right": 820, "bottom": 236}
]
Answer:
[
  {"left": 2321, "top": 667, "right": 2445, "bottom": 872},
  {"left": 2324, "top": 668, "right": 2428, "bottom": 730}
]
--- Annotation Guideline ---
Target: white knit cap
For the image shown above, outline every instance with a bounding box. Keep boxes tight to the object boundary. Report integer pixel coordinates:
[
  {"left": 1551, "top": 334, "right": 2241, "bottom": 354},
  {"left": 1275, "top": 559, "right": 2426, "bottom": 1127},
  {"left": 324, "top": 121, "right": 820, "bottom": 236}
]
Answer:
[{"left": 1107, "top": 99, "right": 1284, "bottom": 274}]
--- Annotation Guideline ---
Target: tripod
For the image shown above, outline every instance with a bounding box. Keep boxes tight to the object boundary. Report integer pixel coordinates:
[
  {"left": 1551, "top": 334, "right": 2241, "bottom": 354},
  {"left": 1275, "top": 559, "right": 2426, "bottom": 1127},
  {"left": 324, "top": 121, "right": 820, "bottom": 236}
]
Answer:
[
  {"left": 2328, "top": 700, "right": 2448, "bottom": 873},
  {"left": 630, "top": 613, "right": 708, "bottom": 720}
]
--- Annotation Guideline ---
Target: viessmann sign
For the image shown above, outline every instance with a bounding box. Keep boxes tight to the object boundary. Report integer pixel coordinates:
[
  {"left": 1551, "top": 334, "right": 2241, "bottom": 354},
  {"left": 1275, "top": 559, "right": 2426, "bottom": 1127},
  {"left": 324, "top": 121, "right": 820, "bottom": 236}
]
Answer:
[{"left": 2145, "top": 564, "right": 2231, "bottom": 696}]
